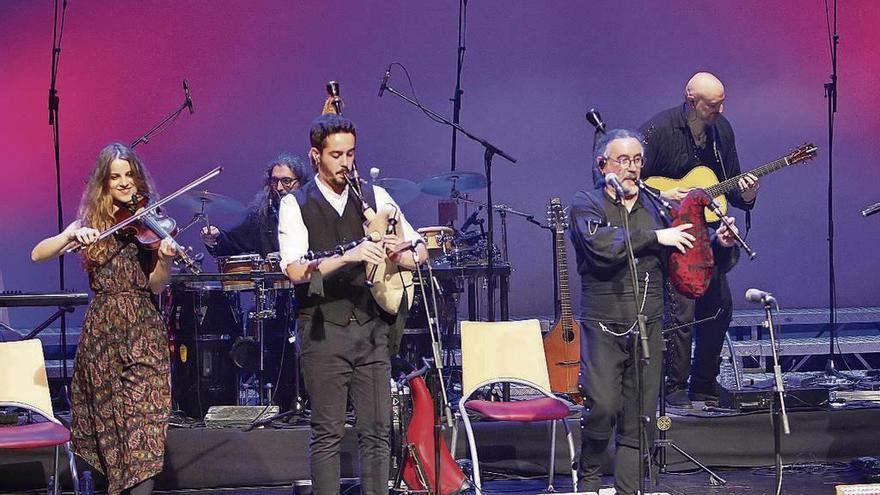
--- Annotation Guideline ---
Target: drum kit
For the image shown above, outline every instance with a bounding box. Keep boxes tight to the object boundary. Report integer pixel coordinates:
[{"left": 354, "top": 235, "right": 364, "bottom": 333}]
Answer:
[
  {"left": 161, "top": 169, "right": 516, "bottom": 420},
  {"left": 163, "top": 258, "right": 298, "bottom": 420}
]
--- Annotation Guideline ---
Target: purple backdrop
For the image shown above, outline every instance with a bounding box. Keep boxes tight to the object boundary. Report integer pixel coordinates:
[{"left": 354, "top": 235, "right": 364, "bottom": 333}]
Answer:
[{"left": 2, "top": 1, "right": 879, "bottom": 327}]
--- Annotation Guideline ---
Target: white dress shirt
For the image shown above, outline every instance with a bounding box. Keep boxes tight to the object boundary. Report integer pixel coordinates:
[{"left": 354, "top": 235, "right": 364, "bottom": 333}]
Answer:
[{"left": 278, "top": 177, "right": 420, "bottom": 271}]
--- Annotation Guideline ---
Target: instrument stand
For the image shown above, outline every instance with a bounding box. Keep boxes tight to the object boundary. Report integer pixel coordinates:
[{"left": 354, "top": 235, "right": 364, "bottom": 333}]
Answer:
[
  {"left": 653, "top": 334, "right": 726, "bottom": 486},
  {"left": 413, "top": 254, "right": 455, "bottom": 495},
  {"left": 382, "top": 79, "right": 516, "bottom": 323}
]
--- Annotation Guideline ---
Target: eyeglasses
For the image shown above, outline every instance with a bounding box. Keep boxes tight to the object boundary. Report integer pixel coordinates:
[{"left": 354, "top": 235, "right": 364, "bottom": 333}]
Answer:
[
  {"left": 605, "top": 155, "right": 644, "bottom": 168},
  {"left": 270, "top": 177, "right": 298, "bottom": 187}
]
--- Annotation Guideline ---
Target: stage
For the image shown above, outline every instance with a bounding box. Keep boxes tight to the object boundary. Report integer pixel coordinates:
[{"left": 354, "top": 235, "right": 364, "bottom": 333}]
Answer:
[{"left": 2, "top": 401, "right": 880, "bottom": 493}]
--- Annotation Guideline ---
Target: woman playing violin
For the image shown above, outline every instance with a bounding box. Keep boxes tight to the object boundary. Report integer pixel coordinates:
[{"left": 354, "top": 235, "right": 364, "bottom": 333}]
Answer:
[{"left": 32, "top": 143, "right": 174, "bottom": 495}]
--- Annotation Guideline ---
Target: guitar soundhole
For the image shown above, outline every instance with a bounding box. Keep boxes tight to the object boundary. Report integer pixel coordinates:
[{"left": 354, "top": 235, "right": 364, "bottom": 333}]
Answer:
[{"left": 563, "top": 329, "right": 575, "bottom": 342}]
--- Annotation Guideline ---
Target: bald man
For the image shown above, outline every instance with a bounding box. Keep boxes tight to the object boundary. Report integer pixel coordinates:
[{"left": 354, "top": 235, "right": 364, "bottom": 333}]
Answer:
[{"left": 639, "top": 72, "right": 759, "bottom": 408}]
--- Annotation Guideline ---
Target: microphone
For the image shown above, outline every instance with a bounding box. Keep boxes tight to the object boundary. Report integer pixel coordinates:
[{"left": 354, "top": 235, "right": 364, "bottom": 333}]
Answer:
[
  {"left": 861, "top": 201, "right": 880, "bottom": 217},
  {"left": 183, "top": 79, "right": 194, "bottom": 114},
  {"left": 326, "top": 80, "right": 342, "bottom": 115},
  {"left": 459, "top": 207, "right": 482, "bottom": 232},
  {"left": 585, "top": 108, "right": 606, "bottom": 133},
  {"left": 369, "top": 167, "right": 380, "bottom": 182},
  {"left": 604, "top": 173, "right": 627, "bottom": 201},
  {"left": 378, "top": 65, "right": 391, "bottom": 98},
  {"left": 636, "top": 180, "right": 673, "bottom": 221},
  {"left": 745, "top": 288, "right": 776, "bottom": 305}
]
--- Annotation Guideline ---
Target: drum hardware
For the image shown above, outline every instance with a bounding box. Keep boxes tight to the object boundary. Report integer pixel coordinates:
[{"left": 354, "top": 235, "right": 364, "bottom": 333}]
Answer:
[
  {"left": 374, "top": 177, "right": 421, "bottom": 206},
  {"left": 452, "top": 195, "right": 546, "bottom": 263},
  {"left": 173, "top": 189, "right": 246, "bottom": 215},
  {"left": 168, "top": 265, "right": 295, "bottom": 413},
  {"left": 417, "top": 226, "right": 456, "bottom": 258},
  {"left": 419, "top": 171, "right": 487, "bottom": 198}
]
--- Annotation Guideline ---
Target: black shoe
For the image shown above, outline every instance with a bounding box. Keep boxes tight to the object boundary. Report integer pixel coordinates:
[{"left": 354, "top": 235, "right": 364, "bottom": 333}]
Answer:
[
  {"left": 688, "top": 390, "right": 719, "bottom": 403},
  {"left": 576, "top": 478, "right": 600, "bottom": 493},
  {"left": 665, "top": 389, "right": 693, "bottom": 408}
]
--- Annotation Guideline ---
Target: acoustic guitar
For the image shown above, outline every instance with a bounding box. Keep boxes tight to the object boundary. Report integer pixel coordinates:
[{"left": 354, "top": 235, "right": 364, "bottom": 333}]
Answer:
[
  {"left": 644, "top": 143, "right": 817, "bottom": 222},
  {"left": 542, "top": 198, "right": 582, "bottom": 404}
]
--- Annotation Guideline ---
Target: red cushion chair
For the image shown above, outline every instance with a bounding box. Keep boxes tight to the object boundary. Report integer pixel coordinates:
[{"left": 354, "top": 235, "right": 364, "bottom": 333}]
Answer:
[
  {"left": 0, "top": 339, "right": 80, "bottom": 495},
  {"left": 455, "top": 320, "right": 576, "bottom": 492}
]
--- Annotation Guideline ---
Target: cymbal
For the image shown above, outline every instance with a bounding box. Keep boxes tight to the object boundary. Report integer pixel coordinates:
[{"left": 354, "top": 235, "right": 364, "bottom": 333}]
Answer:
[
  {"left": 173, "top": 189, "right": 245, "bottom": 214},
  {"left": 420, "top": 171, "right": 487, "bottom": 197},
  {"left": 374, "top": 178, "right": 420, "bottom": 205}
]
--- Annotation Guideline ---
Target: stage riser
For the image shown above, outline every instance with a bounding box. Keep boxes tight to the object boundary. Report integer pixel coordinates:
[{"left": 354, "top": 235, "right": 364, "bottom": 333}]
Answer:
[{"left": 3, "top": 407, "right": 880, "bottom": 491}]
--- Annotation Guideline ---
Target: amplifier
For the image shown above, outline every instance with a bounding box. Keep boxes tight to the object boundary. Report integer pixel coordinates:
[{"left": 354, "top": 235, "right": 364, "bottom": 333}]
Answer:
[{"left": 719, "top": 385, "right": 829, "bottom": 411}]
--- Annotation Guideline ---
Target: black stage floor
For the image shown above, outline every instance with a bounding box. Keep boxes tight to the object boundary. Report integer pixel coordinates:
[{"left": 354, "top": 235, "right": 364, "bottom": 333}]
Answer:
[
  {"left": 3, "top": 403, "right": 880, "bottom": 494},
  {"left": 149, "top": 468, "right": 876, "bottom": 495}
]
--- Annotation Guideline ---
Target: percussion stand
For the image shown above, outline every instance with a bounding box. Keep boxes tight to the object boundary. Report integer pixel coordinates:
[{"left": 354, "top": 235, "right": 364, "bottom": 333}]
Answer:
[{"left": 249, "top": 271, "right": 276, "bottom": 405}]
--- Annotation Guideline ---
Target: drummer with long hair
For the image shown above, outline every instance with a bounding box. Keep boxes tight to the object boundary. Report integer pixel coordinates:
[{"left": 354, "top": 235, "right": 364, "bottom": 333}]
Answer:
[{"left": 32, "top": 142, "right": 176, "bottom": 495}]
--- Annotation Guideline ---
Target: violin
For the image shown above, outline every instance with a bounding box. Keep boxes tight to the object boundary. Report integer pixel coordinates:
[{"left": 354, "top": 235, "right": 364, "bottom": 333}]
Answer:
[
  {"left": 116, "top": 193, "right": 201, "bottom": 274},
  {"left": 65, "top": 166, "right": 222, "bottom": 273}
]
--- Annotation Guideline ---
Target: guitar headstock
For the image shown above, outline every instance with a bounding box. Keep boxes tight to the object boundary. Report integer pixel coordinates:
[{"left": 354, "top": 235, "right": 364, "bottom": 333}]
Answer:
[
  {"left": 788, "top": 143, "right": 818, "bottom": 165},
  {"left": 547, "top": 197, "right": 568, "bottom": 234}
]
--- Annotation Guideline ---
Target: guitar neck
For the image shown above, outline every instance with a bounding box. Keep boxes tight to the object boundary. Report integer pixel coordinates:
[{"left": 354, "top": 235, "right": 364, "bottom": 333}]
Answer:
[
  {"left": 705, "top": 156, "right": 790, "bottom": 198},
  {"left": 555, "top": 229, "right": 572, "bottom": 326}
]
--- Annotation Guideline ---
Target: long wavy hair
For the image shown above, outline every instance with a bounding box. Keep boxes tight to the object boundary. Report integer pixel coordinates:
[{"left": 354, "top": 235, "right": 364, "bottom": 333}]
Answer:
[
  {"left": 251, "top": 152, "right": 312, "bottom": 223},
  {"left": 77, "top": 143, "right": 156, "bottom": 265}
]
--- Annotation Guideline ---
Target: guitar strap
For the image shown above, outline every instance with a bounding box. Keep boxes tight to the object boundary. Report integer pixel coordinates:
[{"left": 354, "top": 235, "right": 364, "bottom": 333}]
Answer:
[{"left": 713, "top": 130, "right": 752, "bottom": 234}]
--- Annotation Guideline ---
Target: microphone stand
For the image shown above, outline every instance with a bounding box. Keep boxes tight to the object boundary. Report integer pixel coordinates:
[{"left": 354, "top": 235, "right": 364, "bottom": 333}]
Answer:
[
  {"left": 759, "top": 296, "right": 789, "bottom": 495},
  {"left": 382, "top": 81, "right": 516, "bottom": 322},
  {"left": 130, "top": 82, "right": 193, "bottom": 148},
  {"left": 48, "top": 0, "right": 71, "bottom": 391},
  {"left": 615, "top": 189, "right": 652, "bottom": 494},
  {"left": 822, "top": 0, "right": 841, "bottom": 381},
  {"left": 449, "top": 0, "right": 468, "bottom": 172}
]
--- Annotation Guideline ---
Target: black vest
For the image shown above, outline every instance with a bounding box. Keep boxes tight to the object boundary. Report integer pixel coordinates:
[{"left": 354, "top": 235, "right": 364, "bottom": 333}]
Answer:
[{"left": 293, "top": 180, "right": 378, "bottom": 326}]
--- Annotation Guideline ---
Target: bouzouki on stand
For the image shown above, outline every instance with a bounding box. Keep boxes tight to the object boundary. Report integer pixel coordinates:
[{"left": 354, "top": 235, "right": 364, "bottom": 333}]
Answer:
[
  {"left": 644, "top": 143, "right": 818, "bottom": 222},
  {"left": 542, "top": 198, "right": 583, "bottom": 404}
]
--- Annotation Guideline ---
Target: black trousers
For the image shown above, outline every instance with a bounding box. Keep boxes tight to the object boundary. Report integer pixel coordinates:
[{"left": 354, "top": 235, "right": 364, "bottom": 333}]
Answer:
[
  {"left": 299, "top": 316, "right": 392, "bottom": 495},
  {"left": 578, "top": 317, "right": 663, "bottom": 495},
  {"left": 665, "top": 266, "right": 733, "bottom": 396}
]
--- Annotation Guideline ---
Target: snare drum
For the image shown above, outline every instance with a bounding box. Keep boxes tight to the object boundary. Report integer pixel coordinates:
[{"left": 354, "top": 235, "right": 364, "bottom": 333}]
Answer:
[{"left": 417, "top": 226, "right": 455, "bottom": 256}]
